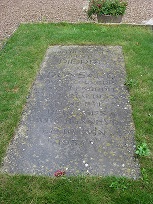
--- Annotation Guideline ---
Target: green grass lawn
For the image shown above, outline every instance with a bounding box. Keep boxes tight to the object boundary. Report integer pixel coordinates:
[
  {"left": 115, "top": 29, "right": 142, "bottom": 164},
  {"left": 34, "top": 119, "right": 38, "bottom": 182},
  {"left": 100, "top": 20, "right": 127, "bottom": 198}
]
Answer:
[{"left": 0, "top": 23, "right": 153, "bottom": 204}]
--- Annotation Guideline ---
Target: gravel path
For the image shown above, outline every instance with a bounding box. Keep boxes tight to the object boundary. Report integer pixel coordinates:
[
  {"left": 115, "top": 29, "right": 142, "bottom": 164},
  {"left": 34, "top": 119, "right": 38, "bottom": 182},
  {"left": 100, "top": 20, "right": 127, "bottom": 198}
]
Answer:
[{"left": 0, "top": 0, "right": 153, "bottom": 40}]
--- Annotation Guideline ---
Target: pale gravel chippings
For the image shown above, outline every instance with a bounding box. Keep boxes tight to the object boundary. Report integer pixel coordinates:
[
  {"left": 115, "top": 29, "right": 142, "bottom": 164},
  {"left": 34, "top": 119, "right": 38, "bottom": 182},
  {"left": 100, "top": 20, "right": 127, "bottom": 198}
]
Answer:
[
  {"left": 122, "top": 0, "right": 153, "bottom": 24},
  {"left": 0, "top": 0, "right": 153, "bottom": 40}
]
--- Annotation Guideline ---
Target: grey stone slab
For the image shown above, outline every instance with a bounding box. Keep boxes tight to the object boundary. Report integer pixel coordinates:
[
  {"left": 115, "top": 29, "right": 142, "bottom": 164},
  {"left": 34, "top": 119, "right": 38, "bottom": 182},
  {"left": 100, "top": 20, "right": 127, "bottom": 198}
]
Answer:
[{"left": 1, "top": 46, "right": 140, "bottom": 178}]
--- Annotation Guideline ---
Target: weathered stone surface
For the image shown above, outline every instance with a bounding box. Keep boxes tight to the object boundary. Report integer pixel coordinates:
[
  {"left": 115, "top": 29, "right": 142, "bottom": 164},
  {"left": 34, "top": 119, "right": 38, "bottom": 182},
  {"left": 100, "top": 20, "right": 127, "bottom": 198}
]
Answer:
[{"left": 1, "top": 46, "right": 140, "bottom": 178}]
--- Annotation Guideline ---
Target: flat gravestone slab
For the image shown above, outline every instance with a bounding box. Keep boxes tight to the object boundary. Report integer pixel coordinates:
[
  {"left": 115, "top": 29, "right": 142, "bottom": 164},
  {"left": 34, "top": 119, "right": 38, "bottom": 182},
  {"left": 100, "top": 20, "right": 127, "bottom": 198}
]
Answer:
[{"left": 1, "top": 46, "right": 140, "bottom": 178}]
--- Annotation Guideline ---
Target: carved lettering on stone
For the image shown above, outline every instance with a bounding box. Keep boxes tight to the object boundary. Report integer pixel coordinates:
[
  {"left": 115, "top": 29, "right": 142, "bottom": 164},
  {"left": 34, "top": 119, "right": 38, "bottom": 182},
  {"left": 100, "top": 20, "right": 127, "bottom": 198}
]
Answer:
[{"left": 1, "top": 46, "right": 139, "bottom": 178}]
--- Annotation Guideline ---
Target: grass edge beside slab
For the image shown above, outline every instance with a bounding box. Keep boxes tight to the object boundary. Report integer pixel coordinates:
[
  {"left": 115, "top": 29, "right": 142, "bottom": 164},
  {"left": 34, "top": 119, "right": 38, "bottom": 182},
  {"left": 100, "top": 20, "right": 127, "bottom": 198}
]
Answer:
[{"left": 0, "top": 23, "right": 153, "bottom": 204}]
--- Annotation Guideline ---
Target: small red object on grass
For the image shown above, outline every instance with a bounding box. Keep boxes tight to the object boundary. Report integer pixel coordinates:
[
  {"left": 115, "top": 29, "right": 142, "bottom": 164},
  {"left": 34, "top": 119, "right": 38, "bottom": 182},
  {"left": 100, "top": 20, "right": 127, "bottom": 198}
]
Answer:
[{"left": 54, "top": 170, "right": 65, "bottom": 177}]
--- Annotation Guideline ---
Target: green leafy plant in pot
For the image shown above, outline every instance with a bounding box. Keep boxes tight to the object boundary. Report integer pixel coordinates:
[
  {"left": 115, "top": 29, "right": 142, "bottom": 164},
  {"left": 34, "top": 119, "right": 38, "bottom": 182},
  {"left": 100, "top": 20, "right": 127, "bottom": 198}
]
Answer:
[{"left": 87, "top": 0, "right": 127, "bottom": 23}]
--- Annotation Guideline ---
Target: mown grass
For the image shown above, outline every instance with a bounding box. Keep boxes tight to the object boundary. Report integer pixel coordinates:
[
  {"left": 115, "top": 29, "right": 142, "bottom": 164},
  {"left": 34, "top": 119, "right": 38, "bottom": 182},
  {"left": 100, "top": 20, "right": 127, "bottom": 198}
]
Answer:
[{"left": 0, "top": 23, "right": 153, "bottom": 203}]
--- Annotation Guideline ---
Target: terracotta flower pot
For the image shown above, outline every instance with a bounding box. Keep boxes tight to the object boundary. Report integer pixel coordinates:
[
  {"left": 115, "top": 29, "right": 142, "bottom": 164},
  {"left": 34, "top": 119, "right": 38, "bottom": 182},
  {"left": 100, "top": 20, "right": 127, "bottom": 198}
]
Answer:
[{"left": 97, "top": 14, "right": 123, "bottom": 23}]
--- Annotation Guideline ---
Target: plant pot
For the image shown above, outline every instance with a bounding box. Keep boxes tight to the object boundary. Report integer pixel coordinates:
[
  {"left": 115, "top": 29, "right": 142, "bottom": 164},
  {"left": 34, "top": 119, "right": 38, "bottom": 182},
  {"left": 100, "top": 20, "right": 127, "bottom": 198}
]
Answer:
[{"left": 97, "top": 14, "right": 123, "bottom": 23}]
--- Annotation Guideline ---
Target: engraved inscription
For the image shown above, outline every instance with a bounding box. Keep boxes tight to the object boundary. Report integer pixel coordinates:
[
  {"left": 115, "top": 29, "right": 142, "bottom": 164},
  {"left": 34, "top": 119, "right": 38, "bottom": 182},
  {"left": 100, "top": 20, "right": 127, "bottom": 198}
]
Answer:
[{"left": 1, "top": 46, "right": 139, "bottom": 178}]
